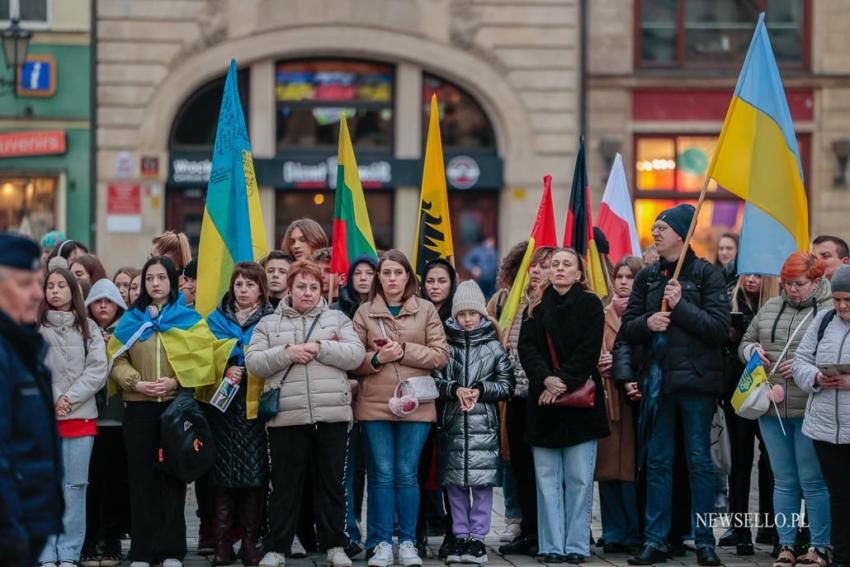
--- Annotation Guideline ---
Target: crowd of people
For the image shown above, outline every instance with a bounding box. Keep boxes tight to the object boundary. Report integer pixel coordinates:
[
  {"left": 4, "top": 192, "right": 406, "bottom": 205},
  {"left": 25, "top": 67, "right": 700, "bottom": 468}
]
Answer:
[{"left": 1, "top": 207, "right": 850, "bottom": 567}]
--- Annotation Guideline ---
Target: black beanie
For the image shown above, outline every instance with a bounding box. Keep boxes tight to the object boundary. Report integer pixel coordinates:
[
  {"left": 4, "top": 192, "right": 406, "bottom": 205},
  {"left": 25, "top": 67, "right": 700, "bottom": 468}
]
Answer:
[{"left": 656, "top": 204, "right": 695, "bottom": 239}]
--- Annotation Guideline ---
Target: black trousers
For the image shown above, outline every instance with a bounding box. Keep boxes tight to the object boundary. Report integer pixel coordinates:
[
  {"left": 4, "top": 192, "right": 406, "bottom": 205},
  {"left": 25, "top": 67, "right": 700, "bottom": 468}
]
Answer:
[
  {"left": 83, "top": 426, "right": 131, "bottom": 554},
  {"left": 123, "top": 402, "right": 187, "bottom": 562},
  {"left": 267, "top": 422, "right": 348, "bottom": 553},
  {"left": 506, "top": 398, "right": 537, "bottom": 539},
  {"left": 813, "top": 440, "right": 850, "bottom": 564},
  {"left": 723, "top": 403, "right": 775, "bottom": 523}
]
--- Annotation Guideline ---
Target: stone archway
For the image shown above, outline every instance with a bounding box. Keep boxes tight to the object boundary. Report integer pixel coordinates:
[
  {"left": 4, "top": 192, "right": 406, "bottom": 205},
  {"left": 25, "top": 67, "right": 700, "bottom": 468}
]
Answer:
[{"left": 137, "top": 24, "right": 535, "bottom": 162}]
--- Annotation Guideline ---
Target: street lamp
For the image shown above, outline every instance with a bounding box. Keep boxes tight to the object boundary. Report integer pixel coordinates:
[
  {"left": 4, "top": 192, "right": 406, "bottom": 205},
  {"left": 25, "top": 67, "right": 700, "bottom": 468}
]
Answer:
[{"left": 1, "top": 15, "right": 33, "bottom": 97}]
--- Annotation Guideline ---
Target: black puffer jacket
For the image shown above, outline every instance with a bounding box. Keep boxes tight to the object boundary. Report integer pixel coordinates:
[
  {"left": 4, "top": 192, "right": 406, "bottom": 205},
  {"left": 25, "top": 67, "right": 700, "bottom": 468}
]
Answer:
[
  {"left": 615, "top": 249, "right": 730, "bottom": 397},
  {"left": 434, "top": 319, "right": 513, "bottom": 487},
  {"left": 206, "top": 301, "right": 274, "bottom": 488},
  {"left": 519, "top": 285, "right": 609, "bottom": 448}
]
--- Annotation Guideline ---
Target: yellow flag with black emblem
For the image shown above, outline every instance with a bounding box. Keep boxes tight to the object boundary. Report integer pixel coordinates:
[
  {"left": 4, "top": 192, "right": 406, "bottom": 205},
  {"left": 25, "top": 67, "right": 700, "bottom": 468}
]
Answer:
[{"left": 413, "top": 94, "right": 454, "bottom": 279}]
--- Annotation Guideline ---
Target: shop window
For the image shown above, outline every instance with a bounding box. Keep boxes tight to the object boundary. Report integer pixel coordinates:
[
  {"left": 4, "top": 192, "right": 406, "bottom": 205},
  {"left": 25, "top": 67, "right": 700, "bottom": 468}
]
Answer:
[
  {"left": 449, "top": 191, "right": 499, "bottom": 281},
  {"left": 638, "top": 0, "right": 807, "bottom": 68},
  {"left": 275, "top": 190, "right": 395, "bottom": 252},
  {"left": 275, "top": 60, "right": 394, "bottom": 150},
  {"left": 0, "top": 176, "right": 57, "bottom": 241},
  {"left": 170, "top": 69, "right": 251, "bottom": 150},
  {"left": 423, "top": 75, "right": 496, "bottom": 150},
  {"left": 633, "top": 133, "right": 809, "bottom": 259},
  {"left": 0, "top": 0, "right": 47, "bottom": 23}
]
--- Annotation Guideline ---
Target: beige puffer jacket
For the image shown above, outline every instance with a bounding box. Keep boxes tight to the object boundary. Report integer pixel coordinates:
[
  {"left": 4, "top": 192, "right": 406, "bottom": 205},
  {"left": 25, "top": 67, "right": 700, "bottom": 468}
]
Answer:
[
  {"left": 739, "top": 278, "right": 832, "bottom": 418},
  {"left": 40, "top": 311, "right": 108, "bottom": 421},
  {"left": 351, "top": 294, "right": 449, "bottom": 422},
  {"left": 246, "top": 297, "right": 365, "bottom": 428}
]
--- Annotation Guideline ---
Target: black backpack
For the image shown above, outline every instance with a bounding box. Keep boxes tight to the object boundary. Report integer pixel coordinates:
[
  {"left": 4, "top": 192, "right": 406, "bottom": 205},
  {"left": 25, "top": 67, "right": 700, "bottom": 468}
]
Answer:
[
  {"left": 812, "top": 309, "right": 837, "bottom": 357},
  {"left": 155, "top": 388, "right": 217, "bottom": 483}
]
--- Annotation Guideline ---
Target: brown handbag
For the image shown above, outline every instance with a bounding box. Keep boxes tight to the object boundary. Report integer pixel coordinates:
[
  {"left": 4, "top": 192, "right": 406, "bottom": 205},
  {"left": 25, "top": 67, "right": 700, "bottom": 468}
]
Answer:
[{"left": 544, "top": 332, "right": 595, "bottom": 408}]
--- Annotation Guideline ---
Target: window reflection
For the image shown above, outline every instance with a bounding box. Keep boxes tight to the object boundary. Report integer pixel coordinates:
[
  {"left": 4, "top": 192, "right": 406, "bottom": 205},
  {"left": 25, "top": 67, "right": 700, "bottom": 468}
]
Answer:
[{"left": 423, "top": 75, "right": 495, "bottom": 149}]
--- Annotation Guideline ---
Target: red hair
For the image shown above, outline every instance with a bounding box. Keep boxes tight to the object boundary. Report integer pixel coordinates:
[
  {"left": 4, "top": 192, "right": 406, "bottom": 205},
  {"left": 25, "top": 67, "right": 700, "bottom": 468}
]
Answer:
[
  {"left": 780, "top": 251, "right": 825, "bottom": 282},
  {"left": 286, "top": 259, "right": 323, "bottom": 289}
]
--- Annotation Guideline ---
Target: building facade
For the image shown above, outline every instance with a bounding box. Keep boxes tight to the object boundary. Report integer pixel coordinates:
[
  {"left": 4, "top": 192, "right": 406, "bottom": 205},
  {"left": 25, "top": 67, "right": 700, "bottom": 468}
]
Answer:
[
  {"left": 586, "top": 0, "right": 850, "bottom": 259},
  {"left": 94, "top": 0, "right": 582, "bottom": 272},
  {"left": 0, "top": 0, "right": 92, "bottom": 246}
]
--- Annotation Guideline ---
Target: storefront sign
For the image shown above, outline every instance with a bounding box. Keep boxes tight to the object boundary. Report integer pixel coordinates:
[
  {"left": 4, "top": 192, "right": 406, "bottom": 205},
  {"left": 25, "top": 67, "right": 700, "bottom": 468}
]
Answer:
[
  {"left": 17, "top": 54, "right": 57, "bottom": 98},
  {"left": 446, "top": 155, "right": 481, "bottom": 189},
  {"left": 167, "top": 152, "right": 502, "bottom": 190},
  {"left": 0, "top": 130, "right": 66, "bottom": 158},
  {"left": 106, "top": 183, "right": 142, "bottom": 233}
]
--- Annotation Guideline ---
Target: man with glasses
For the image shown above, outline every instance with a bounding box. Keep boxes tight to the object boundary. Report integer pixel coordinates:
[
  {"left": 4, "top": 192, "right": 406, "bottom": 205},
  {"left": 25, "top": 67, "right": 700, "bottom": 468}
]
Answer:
[{"left": 614, "top": 204, "right": 730, "bottom": 566}]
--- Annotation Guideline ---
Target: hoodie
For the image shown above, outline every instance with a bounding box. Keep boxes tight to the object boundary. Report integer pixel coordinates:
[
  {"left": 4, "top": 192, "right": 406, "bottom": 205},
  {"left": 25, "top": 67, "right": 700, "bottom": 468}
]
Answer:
[
  {"left": 420, "top": 258, "right": 458, "bottom": 324},
  {"left": 332, "top": 254, "right": 379, "bottom": 319},
  {"left": 85, "top": 278, "right": 127, "bottom": 423}
]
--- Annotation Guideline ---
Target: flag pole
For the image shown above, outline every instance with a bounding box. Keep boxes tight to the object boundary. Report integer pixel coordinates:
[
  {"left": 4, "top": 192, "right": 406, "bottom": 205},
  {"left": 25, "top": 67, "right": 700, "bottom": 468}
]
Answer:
[
  {"left": 661, "top": 176, "right": 710, "bottom": 312},
  {"left": 328, "top": 273, "right": 335, "bottom": 304}
]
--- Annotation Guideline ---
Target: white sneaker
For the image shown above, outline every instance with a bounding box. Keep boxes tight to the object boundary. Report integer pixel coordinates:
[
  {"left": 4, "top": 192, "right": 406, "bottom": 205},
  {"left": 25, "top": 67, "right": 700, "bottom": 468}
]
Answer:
[
  {"left": 129, "top": 563, "right": 151, "bottom": 567},
  {"left": 162, "top": 560, "right": 182, "bottom": 567},
  {"left": 59, "top": 563, "right": 79, "bottom": 567},
  {"left": 328, "top": 546, "right": 353, "bottom": 567},
  {"left": 259, "top": 551, "right": 286, "bottom": 567},
  {"left": 39, "top": 563, "right": 57, "bottom": 567},
  {"left": 289, "top": 535, "right": 307, "bottom": 558},
  {"left": 398, "top": 541, "right": 423, "bottom": 567},
  {"left": 368, "top": 542, "right": 395, "bottom": 567},
  {"left": 498, "top": 520, "right": 522, "bottom": 543}
]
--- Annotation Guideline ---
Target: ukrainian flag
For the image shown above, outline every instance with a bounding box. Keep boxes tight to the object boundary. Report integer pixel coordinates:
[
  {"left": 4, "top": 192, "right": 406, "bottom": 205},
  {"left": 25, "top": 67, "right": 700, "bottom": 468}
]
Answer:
[
  {"left": 107, "top": 302, "right": 234, "bottom": 396},
  {"left": 707, "top": 13, "right": 808, "bottom": 275},
  {"left": 195, "top": 59, "right": 269, "bottom": 316}
]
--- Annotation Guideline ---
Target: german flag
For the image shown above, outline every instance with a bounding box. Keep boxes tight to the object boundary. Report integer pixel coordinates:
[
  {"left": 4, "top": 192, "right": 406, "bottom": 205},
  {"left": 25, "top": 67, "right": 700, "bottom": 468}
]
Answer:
[{"left": 563, "top": 137, "right": 608, "bottom": 298}]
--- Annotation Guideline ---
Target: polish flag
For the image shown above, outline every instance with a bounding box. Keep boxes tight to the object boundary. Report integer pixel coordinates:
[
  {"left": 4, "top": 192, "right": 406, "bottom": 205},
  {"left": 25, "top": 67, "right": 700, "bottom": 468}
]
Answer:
[{"left": 596, "top": 153, "right": 641, "bottom": 263}]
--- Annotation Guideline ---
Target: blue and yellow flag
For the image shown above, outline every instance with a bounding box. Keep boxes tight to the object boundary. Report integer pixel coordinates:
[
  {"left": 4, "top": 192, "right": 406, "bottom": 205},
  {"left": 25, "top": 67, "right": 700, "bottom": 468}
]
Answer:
[
  {"left": 706, "top": 13, "right": 808, "bottom": 276},
  {"left": 731, "top": 352, "right": 770, "bottom": 418},
  {"left": 195, "top": 59, "right": 269, "bottom": 316},
  {"left": 107, "top": 302, "right": 233, "bottom": 395}
]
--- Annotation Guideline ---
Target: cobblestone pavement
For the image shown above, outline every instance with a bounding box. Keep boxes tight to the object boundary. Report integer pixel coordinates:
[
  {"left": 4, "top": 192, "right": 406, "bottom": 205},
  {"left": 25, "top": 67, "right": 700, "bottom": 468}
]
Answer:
[{"left": 111, "top": 481, "right": 780, "bottom": 567}]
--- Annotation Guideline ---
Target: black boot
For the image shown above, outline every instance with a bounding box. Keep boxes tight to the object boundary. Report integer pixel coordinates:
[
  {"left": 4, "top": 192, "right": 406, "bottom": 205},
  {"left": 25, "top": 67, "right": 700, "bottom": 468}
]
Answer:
[
  {"left": 718, "top": 527, "right": 739, "bottom": 547},
  {"left": 628, "top": 545, "right": 668, "bottom": 565},
  {"left": 212, "top": 488, "right": 236, "bottom": 566},
  {"left": 696, "top": 547, "right": 722, "bottom": 566},
  {"left": 736, "top": 529, "right": 754, "bottom": 556},
  {"left": 498, "top": 536, "right": 538, "bottom": 556}
]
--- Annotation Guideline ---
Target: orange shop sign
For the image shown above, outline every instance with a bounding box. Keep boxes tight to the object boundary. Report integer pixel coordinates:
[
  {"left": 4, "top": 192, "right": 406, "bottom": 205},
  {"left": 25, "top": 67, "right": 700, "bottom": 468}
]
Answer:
[{"left": 0, "top": 130, "right": 66, "bottom": 158}]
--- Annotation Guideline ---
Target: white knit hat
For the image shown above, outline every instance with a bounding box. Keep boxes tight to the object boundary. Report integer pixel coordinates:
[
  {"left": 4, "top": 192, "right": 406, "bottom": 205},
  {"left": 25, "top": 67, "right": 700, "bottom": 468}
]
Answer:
[
  {"left": 85, "top": 278, "right": 128, "bottom": 310},
  {"left": 452, "top": 280, "right": 487, "bottom": 319}
]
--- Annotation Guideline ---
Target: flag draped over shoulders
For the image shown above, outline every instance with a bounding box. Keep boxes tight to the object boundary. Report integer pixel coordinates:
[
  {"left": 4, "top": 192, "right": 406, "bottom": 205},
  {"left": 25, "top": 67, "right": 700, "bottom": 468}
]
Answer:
[
  {"left": 107, "top": 302, "right": 228, "bottom": 396},
  {"left": 195, "top": 59, "right": 269, "bottom": 316}
]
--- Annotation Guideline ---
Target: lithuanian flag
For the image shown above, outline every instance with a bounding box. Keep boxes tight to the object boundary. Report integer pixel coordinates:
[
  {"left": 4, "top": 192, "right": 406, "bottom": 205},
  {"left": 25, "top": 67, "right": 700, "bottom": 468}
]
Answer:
[
  {"left": 563, "top": 137, "right": 608, "bottom": 298},
  {"left": 107, "top": 302, "right": 233, "bottom": 396},
  {"left": 413, "top": 95, "right": 454, "bottom": 279},
  {"left": 330, "top": 116, "right": 378, "bottom": 277},
  {"left": 498, "top": 175, "right": 557, "bottom": 332},
  {"left": 195, "top": 59, "right": 268, "bottom": 317}
]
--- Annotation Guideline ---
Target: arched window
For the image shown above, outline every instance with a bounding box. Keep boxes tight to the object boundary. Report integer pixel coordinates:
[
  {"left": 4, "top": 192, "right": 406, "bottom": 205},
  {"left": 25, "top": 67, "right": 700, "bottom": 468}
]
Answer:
[
  {"left": 275, "top": 59, "right": 394, "bottom": 150},
  {"left": 169, "top": 69, "right": 251, "bottom": 150},
  {"left": 423, "top": 74, "right": 496, "bottom": 150}
]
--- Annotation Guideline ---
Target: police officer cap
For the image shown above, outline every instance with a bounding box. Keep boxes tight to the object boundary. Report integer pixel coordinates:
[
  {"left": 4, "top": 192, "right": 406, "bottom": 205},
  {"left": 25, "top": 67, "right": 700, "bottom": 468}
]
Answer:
[{"left": 0, "top": 233, "right": 42, "bottom": 271}]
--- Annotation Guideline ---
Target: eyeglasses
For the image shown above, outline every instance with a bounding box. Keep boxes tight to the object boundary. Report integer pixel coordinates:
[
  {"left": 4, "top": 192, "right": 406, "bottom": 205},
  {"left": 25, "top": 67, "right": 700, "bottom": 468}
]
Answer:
[{"left": 650, "top": 223, "right": 671, "bottom": 233}]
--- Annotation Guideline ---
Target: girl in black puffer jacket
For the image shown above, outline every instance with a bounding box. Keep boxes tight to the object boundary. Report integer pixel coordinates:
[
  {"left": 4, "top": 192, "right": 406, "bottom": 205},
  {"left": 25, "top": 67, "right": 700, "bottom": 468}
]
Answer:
[{"left": 435, "top": 281, "right": 514, "bottom": 564}]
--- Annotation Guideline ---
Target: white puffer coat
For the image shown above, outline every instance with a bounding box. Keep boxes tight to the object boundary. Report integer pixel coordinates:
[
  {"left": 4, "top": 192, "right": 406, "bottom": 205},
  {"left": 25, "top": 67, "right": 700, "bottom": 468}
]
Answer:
[
  {"left": 39, "top": 311, "right": 108, "bottom": 421},
  {"left": 246, "top": 297, "right": 365, "bottom": 428},
  {"left": 792, "top": 309, "right": 850, "bottom": 445}
]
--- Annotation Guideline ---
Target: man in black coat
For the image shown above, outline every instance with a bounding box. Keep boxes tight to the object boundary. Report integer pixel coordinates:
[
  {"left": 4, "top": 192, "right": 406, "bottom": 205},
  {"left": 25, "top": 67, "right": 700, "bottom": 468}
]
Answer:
[
  {"left": 614, "top": 205, "right": 730, "bottom": 567},
  {"left": 0, "top": 233, "right": 63, "bottom": 567}
]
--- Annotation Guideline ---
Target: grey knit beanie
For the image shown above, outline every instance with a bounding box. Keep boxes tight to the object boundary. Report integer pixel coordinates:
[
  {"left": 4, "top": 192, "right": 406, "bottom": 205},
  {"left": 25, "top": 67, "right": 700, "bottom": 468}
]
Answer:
[
  {"left": 85, "top": 278, "right": 128, "bottom": 310},
  {"left": 452, "top": 280, "right": 487, "bottom": 319},
  {"left": 831, "top": 265, "right": 850, "bottom": 294}
]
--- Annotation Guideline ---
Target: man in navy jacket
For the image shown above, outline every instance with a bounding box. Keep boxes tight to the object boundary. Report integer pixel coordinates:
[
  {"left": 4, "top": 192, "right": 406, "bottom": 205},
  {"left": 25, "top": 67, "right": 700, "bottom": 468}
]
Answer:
[{"left": 0, "top": 233, "right": 63, "bottom": 566}]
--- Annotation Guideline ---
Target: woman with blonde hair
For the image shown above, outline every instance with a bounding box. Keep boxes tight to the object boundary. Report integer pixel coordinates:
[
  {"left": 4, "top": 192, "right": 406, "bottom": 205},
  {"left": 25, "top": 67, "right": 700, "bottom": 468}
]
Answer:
[{"left": 151, "top": 231, "right": 192, "bottom": 274}]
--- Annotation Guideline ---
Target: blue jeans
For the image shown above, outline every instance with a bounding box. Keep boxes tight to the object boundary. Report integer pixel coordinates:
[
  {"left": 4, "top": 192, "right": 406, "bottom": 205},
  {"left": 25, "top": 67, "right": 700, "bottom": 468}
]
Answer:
[
  {"left": 759, "top": 416, "right": 830, "bottom": 547},
  {"left": 345, "top": 424, "right": 362, "bottom": 543},
  {"left": 502, "top": 460, "right": 522, "bottom": 520},
  {"left": 533, "top": 440, "right": 597, "bottom": 556},
  {"left": 599, "top": 480, "right": 641, "bottom": 546},
  {"left": 644, "top": 394, "right": 716, "bottom": 552},
  {"left": 39, "top": 435, "right": 95, "bottom": 563},
  {"left": 361, "top": 421, "right": 431, "bottom": 545}
]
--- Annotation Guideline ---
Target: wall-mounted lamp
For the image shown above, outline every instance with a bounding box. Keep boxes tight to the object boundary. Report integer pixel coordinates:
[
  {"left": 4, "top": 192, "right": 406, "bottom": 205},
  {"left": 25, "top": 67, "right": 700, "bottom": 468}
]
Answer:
[
  {"left": 833, "top": 139, "right": 850, "bottom": 189},
  {"left": 0, "top": 12, "right": 32, "bottom": 98}
]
